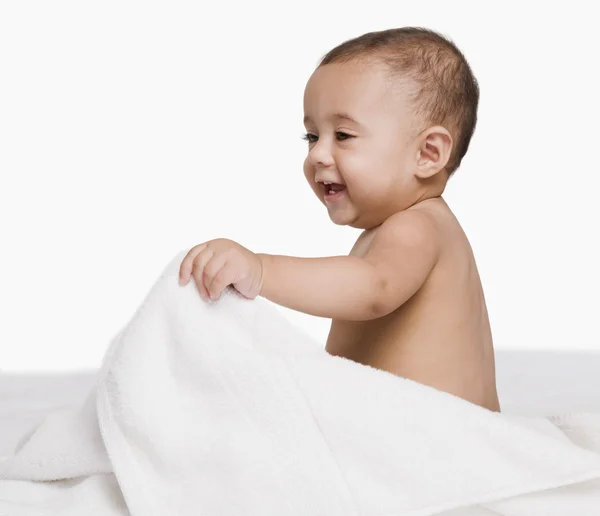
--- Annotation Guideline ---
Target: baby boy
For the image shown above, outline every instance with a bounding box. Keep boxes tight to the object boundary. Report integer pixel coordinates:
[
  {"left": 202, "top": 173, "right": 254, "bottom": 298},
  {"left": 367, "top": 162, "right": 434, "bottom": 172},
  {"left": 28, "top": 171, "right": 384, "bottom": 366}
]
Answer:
[{"left": 179, "top": 27, "right": 501, "bottom": 412}]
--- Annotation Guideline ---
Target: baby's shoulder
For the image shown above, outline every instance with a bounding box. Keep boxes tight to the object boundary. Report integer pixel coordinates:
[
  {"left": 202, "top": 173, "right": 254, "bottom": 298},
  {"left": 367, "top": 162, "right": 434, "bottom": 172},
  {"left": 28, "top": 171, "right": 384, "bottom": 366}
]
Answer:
[
  {"left": 372, "top": 200, "right": 464, "bottom": 259},
  {"left": 402, "top": 199, "right": 474, "bottom": 264},
  {"left": 379, "top": 204, "right": 442, "bottom": 242},
  {"left": 399, "top": 198, "right": 463, "bottom": 240},
  {"left": 352, "top": 199, "right": 457, "bottom": 258}
]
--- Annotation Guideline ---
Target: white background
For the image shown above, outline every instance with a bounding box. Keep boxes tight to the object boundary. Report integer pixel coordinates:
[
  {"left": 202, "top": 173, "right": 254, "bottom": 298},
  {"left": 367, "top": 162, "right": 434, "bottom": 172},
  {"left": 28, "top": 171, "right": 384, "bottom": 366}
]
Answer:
[{"left": 1, "top": 1, "right": 598, "bottom": 372}]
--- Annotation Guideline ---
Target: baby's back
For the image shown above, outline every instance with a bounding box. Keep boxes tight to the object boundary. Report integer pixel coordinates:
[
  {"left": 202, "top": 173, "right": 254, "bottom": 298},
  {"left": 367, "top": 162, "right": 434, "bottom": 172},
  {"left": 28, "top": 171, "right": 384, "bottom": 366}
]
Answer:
[{"left": 325, "top": 198, "right": 501, "bottom": 412}]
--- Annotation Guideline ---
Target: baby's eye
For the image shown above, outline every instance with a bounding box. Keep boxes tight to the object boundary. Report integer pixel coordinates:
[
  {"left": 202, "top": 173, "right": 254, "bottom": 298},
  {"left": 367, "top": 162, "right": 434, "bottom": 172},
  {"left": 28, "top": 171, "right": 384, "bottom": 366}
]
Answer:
[
  {"left": 301, "top": 132, "right": 352, "bottom": 143},
  {"left": 302, "top": 133, "right": 318, "bottom": 143}
]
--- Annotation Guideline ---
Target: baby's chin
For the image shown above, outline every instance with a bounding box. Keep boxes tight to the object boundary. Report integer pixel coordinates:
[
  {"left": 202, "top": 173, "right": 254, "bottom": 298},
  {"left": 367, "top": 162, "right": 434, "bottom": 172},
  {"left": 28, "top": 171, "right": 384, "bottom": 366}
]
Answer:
[
  {"left": 327, "top": 207, "right": 386, "bottom": 230},
  {"left": 325, "top": 205, "right": 359, "bottom": 227},
  {"left": 324, "top": 209, "right": 348, "bottom": 226},
  {"left": 320, "top": 191, "right": 371, "bottom": 227}
]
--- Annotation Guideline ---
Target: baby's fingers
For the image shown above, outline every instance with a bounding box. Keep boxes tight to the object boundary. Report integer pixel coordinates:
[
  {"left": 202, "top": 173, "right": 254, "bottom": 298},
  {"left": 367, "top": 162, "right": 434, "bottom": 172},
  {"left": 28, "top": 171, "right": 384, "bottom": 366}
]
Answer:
[
  {"left": 179, "top": 243, "right": 208, "bottom": 285},
  {"left": 203, "top": 254, "right": 230, "bottom": 301},
  {"left": 188, "top": 248, "right": 214, "bottom": 299}
]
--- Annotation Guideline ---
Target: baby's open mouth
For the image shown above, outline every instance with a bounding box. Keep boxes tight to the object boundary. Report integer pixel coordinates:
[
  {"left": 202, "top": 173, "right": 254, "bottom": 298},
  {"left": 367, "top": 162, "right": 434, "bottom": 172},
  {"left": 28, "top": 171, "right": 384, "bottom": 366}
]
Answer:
[{"left": 319, "top": 181, "right": 346, "bottom": 195}]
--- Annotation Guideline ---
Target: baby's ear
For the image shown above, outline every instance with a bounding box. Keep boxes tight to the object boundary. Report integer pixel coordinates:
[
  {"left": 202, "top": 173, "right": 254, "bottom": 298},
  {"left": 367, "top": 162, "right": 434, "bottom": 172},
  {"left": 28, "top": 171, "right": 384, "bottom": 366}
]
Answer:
[{"left": 414, "top": 126, "right": 453, "bottom": 179}]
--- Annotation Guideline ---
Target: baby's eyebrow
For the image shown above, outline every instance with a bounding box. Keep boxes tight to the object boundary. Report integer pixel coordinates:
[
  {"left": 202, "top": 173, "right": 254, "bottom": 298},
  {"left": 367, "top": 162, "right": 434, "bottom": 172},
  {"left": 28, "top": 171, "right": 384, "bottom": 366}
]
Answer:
[
  {"left": 333, "top": 112, "right": 361, "bottom": 125},
  {"left": 303, "top": 112, "right": 362, "bottom": 127}
]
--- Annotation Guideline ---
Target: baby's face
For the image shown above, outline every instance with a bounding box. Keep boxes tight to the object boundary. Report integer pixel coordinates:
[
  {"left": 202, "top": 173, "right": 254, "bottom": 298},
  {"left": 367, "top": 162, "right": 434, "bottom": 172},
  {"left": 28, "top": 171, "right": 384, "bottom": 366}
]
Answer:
[{"left": 303, "top": 59, "right": 419, "bottom": 229}]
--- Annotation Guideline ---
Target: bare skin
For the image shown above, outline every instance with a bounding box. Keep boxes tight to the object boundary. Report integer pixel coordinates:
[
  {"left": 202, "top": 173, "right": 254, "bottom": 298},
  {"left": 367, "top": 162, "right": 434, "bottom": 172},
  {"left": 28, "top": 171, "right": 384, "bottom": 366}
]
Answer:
[
  {"left": 298, "top": 59, "right": 502, "bottom": 412},
  {"left": 182, "top": 57, "right": 502, "bottom": 413},
  {"left": 326, "top": 197, "right": 501, "bottom": 412}
]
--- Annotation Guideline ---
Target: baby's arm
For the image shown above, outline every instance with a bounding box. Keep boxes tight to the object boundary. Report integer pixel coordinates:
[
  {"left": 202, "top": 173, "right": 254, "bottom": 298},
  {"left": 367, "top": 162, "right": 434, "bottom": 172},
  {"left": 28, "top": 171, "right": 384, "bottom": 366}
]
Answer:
[{"left": 258, "top": 211, "right": 440, "bottom": 321}]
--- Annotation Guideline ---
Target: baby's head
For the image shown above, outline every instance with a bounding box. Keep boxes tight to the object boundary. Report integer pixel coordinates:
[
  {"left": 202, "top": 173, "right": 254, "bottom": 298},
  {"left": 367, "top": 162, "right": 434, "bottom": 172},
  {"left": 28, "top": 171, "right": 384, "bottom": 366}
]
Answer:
[{"left": 303, "top": 27, "right": 479, "bottom": 229}]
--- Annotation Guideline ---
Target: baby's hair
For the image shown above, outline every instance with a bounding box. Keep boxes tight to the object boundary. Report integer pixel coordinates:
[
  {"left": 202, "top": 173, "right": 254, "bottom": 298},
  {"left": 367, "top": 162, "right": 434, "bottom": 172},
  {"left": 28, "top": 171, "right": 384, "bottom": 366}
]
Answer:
[{"left": 319, "top": 27, "right": 479, "bottom": 176}]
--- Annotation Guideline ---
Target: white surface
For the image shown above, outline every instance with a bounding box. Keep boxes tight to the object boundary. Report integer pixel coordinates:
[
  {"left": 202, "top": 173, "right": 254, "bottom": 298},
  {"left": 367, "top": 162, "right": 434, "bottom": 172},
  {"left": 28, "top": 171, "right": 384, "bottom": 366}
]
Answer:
[
  {"left": 2, "top": 350, "right": 599, "bottom": 459},
  {"left": 3, "top": 255, "right": 600, "bottom": 516},
  {"left": 1, "top": 3, "right": 599, "bottom": 372}
]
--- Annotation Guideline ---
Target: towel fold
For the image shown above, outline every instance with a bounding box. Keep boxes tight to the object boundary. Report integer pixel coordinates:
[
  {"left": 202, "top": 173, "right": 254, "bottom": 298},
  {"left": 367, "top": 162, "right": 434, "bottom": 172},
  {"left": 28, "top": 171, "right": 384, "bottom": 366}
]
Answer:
[{"left": 1, "top": 249, "right": 600, "bottom": 515}]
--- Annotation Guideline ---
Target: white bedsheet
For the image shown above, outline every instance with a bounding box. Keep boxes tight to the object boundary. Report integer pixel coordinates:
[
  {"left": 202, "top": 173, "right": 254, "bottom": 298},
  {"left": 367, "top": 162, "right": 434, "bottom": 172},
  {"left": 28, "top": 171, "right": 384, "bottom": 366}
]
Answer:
[
  {"left": 1, "top": 249, "right": 600, "bottom": 515},
  {"left": 3, "top": 352, "right": 599, "bottom": 459}
]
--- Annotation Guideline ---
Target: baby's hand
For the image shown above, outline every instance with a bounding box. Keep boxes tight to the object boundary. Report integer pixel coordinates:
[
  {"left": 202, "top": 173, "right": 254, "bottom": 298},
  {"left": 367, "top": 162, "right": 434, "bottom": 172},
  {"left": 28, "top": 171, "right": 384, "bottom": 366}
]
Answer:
[{"left": 178, "top": 239, "right": 264, "bottom": 301}]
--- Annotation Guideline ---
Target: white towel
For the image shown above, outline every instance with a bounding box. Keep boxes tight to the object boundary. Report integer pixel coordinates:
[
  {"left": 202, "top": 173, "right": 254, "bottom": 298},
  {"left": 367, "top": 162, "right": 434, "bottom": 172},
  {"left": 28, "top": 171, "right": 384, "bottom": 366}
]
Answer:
[{"left": 1, "top": 249, "right": 600, "bottom": 515}]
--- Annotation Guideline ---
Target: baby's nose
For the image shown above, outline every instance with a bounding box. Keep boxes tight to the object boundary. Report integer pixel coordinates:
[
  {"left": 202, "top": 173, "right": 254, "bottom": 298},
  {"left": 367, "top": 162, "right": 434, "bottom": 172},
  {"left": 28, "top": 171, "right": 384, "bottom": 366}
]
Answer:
[{"left": 308, "top": 141, "right": 335, "bottom": 167}]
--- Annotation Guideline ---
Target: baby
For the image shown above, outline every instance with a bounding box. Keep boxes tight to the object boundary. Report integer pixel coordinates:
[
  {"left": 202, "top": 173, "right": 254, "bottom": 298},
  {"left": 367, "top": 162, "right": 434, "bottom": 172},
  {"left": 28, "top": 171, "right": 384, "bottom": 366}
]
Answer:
[{"left": 179, "top": 27, "right": 501, "bottom": 412}]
